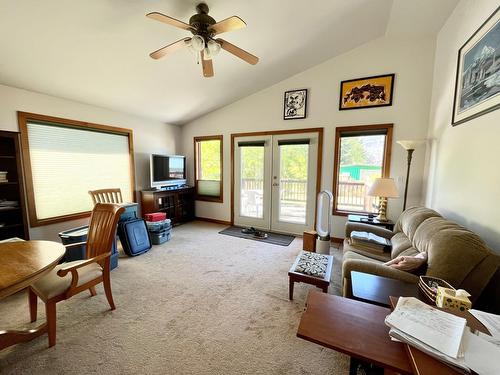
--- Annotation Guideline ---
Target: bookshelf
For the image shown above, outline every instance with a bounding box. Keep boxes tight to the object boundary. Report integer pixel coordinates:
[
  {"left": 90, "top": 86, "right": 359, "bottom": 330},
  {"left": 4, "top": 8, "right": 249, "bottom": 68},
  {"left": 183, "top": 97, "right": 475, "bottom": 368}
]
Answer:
[{"left": 0, "top": 131, "right": 29, "bottom": 240}]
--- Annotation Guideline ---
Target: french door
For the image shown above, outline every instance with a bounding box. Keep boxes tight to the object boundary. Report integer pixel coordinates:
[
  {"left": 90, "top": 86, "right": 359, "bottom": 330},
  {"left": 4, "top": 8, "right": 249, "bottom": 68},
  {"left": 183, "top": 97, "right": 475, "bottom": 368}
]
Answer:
[{"left": 233, "top": 132, "right": 319, "bottom": 235}]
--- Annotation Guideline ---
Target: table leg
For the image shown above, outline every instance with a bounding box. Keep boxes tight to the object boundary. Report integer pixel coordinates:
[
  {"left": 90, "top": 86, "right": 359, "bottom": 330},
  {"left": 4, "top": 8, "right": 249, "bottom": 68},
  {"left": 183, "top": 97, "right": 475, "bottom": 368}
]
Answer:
[
  {"left": 0, "top": 324, "right": 47, "bottom": 350},
  {"left": 289, "top": 277, "right": 294, "bottom": 300}
]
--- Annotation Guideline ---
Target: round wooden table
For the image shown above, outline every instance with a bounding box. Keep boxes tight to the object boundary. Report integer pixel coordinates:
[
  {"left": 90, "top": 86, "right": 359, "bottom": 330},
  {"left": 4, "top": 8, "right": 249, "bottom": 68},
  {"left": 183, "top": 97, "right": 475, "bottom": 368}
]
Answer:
[{"left": 0, "top": 240, "right": 65, "bottom": 350}]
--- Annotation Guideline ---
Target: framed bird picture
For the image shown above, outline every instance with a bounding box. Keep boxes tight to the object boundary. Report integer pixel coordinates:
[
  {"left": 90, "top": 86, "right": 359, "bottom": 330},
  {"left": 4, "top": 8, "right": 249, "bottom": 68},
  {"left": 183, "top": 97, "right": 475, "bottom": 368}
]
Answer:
[{"left": 284, "top": 89, "right": 308, "bottom": 120}]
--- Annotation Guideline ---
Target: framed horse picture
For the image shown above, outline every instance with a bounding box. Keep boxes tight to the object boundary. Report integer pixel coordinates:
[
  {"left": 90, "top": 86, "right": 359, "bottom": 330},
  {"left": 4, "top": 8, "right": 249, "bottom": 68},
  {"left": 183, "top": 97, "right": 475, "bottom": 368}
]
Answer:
[
  {"left": 284, "top": 89, "right": 308, "bottom": 120},
  {"left": 339, "top": 74, "right": 395, "bottom": 110}
]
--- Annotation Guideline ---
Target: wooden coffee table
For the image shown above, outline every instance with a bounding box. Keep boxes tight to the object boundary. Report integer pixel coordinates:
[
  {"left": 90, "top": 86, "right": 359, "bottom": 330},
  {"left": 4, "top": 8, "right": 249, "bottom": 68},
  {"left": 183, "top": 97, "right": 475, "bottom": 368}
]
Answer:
[
  {"left": 297, "top": 291, "right": 412, "bottom": 374},
  {"left": 350, "top": 271, "right": 420, "bottom": 307},
  {"left": 288, "top": 253, "right": 333, "bottom": 300}
]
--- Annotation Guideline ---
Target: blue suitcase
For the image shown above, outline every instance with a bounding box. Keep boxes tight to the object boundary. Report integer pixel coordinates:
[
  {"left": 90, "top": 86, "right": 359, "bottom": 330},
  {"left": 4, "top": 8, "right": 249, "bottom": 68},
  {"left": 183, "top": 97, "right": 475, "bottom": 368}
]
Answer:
[{"left": 118, "top": 218, "right": 151, "bottom": 257}]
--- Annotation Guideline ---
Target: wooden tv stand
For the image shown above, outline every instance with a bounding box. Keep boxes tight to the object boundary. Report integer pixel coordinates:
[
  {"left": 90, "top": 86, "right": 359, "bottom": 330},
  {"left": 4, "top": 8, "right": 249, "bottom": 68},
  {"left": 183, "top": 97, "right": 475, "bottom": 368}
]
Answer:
[{"left": 140, "top": 187, "right": 195, "bottom": 226}]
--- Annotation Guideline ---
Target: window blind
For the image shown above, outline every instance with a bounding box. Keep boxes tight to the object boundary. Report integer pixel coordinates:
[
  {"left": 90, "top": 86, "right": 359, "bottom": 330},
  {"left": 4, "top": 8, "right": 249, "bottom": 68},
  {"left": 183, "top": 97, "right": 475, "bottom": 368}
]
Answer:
[
  {"left": 197, "top": 180, "right": 221, "bottom": 197},
  {"left": 26, "top": 122, "right": 132, "bottom": 220},
  {"left": 196, "top": 138, "right": 222, "bottom": 198}
]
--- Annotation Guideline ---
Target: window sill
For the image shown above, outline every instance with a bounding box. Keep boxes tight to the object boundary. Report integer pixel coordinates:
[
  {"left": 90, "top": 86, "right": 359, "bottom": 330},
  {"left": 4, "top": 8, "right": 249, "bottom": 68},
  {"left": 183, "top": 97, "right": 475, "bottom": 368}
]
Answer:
[
  {"left": 196, "top": 195, "right": 223, "bottom": 203},
  {"left": 332, "top": 209, "right": 377, "bottom": 217}
]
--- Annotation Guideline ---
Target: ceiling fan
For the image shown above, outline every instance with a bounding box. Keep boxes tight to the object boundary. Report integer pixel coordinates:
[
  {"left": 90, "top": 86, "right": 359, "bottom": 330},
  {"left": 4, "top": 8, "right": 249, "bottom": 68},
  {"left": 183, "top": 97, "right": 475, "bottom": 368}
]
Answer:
[{"left": 146, "top": 3, "right": 259, "bottom": 78}]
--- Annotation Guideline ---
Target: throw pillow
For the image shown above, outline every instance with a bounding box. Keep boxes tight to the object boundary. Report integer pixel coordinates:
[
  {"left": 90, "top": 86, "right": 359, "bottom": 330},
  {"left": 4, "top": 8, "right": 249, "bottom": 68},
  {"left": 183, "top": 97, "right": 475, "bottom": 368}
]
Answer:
[{"left": 384, "top": 252, "right": 427, "bottom": 272}]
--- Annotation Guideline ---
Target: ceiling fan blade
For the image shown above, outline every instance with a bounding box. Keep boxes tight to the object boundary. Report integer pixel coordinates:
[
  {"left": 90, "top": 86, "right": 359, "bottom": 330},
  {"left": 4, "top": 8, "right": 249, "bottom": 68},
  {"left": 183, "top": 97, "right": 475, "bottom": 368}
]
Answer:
[
  {"left": 208, "top": 16, "right": 246, "bottom": 35},
  {"left": 150, "top": 38, "right": 191, "bottom": 60},
  {"left": 201, "top": 50, "right": 214, "bottom": 78},
  {"left": 146, "top": 12, "right": 194, "bottom": 31},
  {"left": 216, "top": 39, "right": 259, "bottom": 65}
]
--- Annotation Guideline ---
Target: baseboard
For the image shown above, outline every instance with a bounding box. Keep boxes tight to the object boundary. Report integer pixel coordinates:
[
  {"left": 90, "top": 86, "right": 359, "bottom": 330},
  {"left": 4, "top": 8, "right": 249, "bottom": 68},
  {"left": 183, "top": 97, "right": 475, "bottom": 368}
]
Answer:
[
  {"left": 195, "top": 216, "right": 231, "bottom": 226},
  {"left": 331, "top": 237, "right": 344, "bottom": 244}
]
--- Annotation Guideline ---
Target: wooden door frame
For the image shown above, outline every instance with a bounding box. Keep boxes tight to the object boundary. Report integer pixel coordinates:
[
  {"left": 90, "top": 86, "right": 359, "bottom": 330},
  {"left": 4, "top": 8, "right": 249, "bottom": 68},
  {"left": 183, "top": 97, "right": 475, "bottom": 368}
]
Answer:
[{"left": 230, "top": 127, "right": 324, "bottom": 226}]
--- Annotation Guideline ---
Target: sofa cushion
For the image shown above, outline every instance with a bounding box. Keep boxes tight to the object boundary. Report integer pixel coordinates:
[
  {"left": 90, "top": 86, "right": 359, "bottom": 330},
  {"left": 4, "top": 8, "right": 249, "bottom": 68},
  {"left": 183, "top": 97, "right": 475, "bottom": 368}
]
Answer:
[
  {"left": 390, "top": 232, "right": 414, "bottom": 258},
  {"left": 394, "top": 206, "right": 441, "bottom": 242},
  {"left": 342, "top": 251, "right": 419, "bottom": 284},
  {"left": 414, "top": 217, "right": 490, "bottom": 288}
]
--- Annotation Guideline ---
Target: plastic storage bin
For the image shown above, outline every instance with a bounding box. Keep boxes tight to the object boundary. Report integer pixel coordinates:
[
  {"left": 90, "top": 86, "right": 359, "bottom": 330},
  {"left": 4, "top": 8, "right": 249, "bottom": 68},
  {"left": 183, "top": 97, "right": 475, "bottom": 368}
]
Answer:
[
  {"left": 146, "top": 219, "right": 171, "bottom": 233},
  {"left": 144, "top": 212, "right": 167, "bottom": 222},
  {"left": 119, "top": 202, "right": 138, "bottom": 222},
  {"left": 150, "top": 228, "right": 172, "bottom": 245},
  {"left": 58, "top": 225, "right": 119, "bottom": 270}
]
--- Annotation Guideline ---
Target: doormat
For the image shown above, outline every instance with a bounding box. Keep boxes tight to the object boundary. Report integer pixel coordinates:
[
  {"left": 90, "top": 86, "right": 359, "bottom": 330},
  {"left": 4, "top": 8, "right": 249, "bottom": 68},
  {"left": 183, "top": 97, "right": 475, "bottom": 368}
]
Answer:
[{"left": 219, "top": 226, "right": 295, "bottom": 247}]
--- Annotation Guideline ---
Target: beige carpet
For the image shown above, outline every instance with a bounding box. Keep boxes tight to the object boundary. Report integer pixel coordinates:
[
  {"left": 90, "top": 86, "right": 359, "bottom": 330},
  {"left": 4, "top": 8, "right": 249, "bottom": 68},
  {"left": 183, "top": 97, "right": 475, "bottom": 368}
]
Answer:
[{"left": 0, "top": 221, "right": 349, "bottom": 374}]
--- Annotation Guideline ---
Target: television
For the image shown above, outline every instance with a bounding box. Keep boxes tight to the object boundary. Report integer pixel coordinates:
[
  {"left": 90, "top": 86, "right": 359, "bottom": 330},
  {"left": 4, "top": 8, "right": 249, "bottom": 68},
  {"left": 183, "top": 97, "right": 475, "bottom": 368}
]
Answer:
[{"left": 150, "top": 154, "right": 187, "bottom": 189}]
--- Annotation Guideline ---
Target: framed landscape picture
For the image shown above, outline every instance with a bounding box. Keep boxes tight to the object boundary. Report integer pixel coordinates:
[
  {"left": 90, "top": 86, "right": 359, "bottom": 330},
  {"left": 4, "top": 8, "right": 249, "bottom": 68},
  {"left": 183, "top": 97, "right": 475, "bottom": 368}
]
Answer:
[
  {"left": 339, "top": 74, "right": 395, "bottom": 110},
  {"left": 284, "top": 89, "right": 307, "bottom": 120},
  {"left": 452, "top": 6, "right": 500, "bottom": 126}
]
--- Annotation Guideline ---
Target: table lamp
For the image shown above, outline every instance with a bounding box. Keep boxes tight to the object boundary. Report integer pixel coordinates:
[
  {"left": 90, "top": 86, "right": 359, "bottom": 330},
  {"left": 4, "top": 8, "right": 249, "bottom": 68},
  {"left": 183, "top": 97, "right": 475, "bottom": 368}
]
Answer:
[
  {"left": 397, "top": 140, "right": 426, "bottom": 211},
  {"left": 367, "top": 178, "right": 400, "bottom": 222}
]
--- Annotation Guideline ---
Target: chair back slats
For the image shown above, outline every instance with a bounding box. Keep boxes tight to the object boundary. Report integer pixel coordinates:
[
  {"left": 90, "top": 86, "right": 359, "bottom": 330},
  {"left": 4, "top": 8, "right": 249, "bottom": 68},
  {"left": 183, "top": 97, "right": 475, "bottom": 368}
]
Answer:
[
  {"left": 86, "top": 203, "right": 125, "bottom": 259},
  {"left": 88, "top": 188, "right": 123, "bottom": 205}
]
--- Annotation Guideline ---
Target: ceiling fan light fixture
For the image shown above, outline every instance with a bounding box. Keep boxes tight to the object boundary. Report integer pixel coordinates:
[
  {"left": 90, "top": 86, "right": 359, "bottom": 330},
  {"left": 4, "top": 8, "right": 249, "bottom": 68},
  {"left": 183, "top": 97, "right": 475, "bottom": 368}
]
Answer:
[
  {"left": 207, "top": 39, "right": 221, "bottom": 56},
  {"left": 203, "top": 47, "right": 212, "bottom": 60},
  {"left": 191, "top": 35, "right": 205, "bottom": 52}
]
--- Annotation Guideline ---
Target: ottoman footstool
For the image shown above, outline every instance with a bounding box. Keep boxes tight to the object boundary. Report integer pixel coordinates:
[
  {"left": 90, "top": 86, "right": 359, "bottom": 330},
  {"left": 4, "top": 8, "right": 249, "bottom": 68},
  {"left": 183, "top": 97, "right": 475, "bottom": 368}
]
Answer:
[{"left": 288, "top": 251, "right": 334, "bottom": 300}]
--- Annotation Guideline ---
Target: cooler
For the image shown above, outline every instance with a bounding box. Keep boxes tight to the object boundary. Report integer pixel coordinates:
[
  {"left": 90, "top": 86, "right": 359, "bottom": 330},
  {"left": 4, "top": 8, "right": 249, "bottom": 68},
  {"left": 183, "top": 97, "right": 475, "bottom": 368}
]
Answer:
[{"left": 58, "top": 225, "right": 119, "bottom": 270}]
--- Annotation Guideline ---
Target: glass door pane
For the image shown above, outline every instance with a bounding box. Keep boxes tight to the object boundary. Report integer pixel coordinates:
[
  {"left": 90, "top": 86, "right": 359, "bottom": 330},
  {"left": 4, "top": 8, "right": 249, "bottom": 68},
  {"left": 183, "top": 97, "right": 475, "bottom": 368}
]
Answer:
[
  {"left": 240, "top": 146, "right": 264, "bottom": 218},
  {"left": 278, "top": 144, "right": 309, "bottom": 224}
]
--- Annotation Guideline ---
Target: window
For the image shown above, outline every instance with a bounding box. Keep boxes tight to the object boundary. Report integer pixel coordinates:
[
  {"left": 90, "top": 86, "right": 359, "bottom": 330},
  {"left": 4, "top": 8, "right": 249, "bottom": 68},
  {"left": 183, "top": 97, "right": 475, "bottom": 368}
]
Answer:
[
  {"left": 194, "top": 135, "right": 223, "bottom": 202},
  {"left": 18, "top": 112, "right": 135, "bottom": 227},
  {"left": 332, "top": 124, "right": 393, "bottom": 216}
]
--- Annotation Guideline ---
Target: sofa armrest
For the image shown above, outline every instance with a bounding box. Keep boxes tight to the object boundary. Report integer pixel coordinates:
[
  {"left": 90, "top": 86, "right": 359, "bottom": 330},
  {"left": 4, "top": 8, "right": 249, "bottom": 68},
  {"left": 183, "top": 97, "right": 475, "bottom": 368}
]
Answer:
[
  {"left": 341, "top": 256, "right": 418, "bottom": 298},
  {"left": 345, "top": 222, "right": 394, "bottom": 239}
]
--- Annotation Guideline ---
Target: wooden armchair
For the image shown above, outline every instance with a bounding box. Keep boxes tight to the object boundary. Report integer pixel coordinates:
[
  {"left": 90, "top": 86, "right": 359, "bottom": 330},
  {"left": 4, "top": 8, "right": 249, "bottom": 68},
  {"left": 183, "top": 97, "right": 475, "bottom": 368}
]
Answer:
[
  {"left": 88, "top": 188, "right": 123, "bottom": 205},
  {"left": 28, "top": 203, "right": 125, "bottom": 347}
]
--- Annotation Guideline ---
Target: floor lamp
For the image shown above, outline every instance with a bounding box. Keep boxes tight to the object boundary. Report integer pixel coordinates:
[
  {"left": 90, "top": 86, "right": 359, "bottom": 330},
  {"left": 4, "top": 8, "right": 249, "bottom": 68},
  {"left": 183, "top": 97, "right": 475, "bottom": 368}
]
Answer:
[{"left": 397, "top": 140, "right": 425, "bottom": 211}]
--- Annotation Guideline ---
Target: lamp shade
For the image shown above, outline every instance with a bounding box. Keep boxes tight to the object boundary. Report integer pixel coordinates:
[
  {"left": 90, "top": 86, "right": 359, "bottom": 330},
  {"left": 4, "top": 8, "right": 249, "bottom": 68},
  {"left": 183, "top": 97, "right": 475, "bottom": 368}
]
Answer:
[
  {"left": 367, "top": 178, "right": 399, "bottom": 198},
  {"left": 397, "top": 140, "right": 426, "bottom": 150}
]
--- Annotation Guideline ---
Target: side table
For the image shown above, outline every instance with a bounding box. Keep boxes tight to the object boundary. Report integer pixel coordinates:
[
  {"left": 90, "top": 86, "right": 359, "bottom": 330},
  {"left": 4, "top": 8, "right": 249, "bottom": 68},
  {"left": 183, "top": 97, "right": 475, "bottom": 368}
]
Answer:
[
  {"left": 348, "top": 214, "right": 395, "bottom": 231},
  {"left": 350, "top": 271, "right": 420, "bottom": 307}
]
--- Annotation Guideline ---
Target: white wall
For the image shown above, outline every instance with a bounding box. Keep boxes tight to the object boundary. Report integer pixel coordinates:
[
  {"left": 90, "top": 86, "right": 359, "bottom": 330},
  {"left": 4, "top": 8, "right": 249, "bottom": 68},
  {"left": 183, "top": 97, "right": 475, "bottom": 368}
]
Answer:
[
  {"left": 424, "top": 0, "right": 500, "bottom": 252},
  {"left": 0, "top": 84, "right": 180, "bottom": 241},
  {"left": 181, "top": 35, "right": 436, "bottom": 238}
]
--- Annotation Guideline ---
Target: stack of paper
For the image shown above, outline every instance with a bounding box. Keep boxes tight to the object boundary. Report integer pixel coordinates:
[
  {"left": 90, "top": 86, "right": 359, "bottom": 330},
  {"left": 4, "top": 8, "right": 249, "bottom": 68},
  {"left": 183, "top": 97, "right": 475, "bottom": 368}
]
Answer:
[{"left": 385, "top": 297, "right": 500, "bottom": 374}]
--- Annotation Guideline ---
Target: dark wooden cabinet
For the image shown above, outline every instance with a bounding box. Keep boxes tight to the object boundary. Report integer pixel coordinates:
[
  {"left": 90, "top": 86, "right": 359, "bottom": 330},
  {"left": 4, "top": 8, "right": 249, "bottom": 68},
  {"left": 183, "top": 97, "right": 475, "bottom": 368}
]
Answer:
[
  {"left": 0, "top": 131, "right": 29, "bottom": 240},
  {"left": 140, "top": 187, "right": 195, "bottom": 226}
]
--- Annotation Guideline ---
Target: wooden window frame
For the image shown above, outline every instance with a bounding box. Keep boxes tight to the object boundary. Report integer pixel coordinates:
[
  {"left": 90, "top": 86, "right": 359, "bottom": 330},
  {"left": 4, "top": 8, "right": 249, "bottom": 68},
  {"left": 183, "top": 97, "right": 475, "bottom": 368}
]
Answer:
[
  {"left": 193, "top": 135, "right": 223, "bottom": 203},
  {"left": 18, "top": 111, "right": 136, "bottom": 227},
  {"left": 332, "top": 123, "right": 393, "bottom": 217}
]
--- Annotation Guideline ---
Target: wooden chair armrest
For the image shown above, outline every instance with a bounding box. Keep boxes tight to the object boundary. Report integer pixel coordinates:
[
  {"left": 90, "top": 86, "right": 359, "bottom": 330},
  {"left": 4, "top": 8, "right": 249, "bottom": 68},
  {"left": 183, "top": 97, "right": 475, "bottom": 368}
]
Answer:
[
  {"left": 57, "top": 252, "right": 111, "bottom": 277},
  {"left": 63, "top": 241, "right": 87, "bottom": 249}
]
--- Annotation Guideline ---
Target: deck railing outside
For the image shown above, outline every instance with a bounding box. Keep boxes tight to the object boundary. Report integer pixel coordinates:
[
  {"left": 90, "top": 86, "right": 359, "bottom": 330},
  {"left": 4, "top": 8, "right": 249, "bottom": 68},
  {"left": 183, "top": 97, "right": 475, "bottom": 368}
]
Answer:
[{"left": 241, "top": 178, "right": 374, "bottom": 211}]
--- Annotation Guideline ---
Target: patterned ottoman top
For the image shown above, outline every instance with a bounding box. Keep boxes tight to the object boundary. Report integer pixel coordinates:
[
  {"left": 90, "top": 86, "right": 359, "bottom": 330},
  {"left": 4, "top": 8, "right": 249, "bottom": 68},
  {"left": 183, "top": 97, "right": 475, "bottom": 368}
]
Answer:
[{"left": 293, "top": 251, "right": 329, "bottom": 278}]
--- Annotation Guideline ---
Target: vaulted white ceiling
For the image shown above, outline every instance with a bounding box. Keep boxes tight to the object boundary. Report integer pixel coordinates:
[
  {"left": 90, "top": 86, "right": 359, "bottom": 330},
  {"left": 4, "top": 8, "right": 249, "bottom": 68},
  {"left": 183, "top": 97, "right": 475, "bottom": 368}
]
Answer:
[{"left": 0, "top": 0, "right": 458, "bottom": 125}]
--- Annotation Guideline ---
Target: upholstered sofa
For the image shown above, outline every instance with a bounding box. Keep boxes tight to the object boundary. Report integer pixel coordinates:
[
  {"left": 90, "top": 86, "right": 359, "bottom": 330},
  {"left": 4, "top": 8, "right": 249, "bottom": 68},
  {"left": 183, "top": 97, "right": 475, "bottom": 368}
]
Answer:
[{"left": 342, "top": 206, "right": 500, "bottom": 303}]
